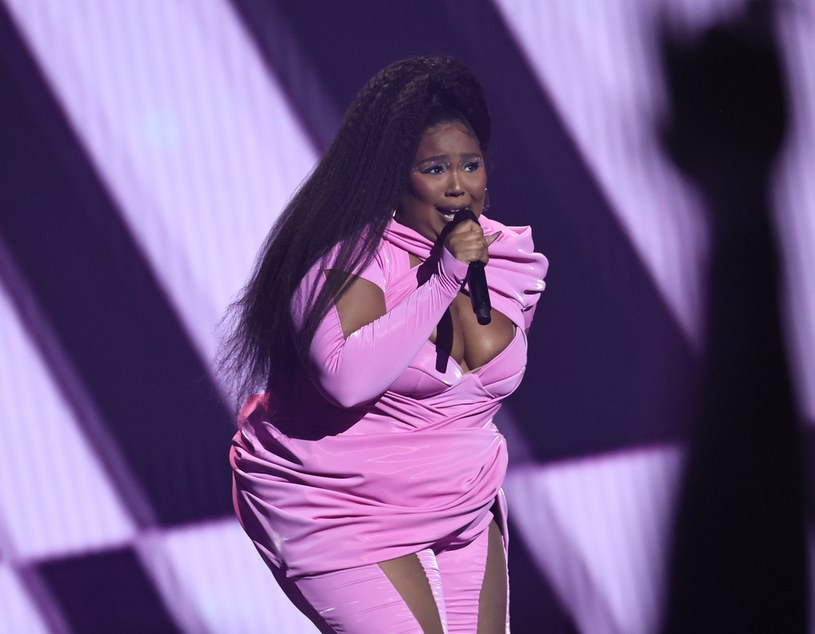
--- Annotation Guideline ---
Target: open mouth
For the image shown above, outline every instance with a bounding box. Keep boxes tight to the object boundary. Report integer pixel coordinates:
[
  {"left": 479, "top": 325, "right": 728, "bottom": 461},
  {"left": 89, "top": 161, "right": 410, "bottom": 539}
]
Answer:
[{"left": 436, "top": 206, "right": 470, "bottom": 222}]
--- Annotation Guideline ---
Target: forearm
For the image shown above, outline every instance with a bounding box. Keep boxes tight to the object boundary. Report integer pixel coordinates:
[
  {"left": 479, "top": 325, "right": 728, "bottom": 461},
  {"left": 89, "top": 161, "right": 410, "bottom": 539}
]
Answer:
[{"left": 309, "top": 248, "right": 466, "bottom": 407}]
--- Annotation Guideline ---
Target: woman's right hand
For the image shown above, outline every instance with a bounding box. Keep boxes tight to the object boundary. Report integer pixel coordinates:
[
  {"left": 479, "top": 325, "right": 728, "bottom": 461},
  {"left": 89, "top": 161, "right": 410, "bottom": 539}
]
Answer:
[{"left": 443, "top": 220, "right": 501, "bottom": 265}]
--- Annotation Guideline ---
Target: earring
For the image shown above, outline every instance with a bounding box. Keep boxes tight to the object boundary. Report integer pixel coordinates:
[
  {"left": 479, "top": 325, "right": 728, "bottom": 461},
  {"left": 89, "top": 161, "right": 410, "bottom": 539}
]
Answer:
[{"left": 483, "top": 188, "right": 491, "bottom": 214}]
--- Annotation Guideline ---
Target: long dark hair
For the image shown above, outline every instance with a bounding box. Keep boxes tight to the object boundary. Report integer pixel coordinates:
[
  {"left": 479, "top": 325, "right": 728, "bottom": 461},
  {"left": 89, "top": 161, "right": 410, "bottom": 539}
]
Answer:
[{"left": 218, "top": 56, "right": 491, "bottom": 405}]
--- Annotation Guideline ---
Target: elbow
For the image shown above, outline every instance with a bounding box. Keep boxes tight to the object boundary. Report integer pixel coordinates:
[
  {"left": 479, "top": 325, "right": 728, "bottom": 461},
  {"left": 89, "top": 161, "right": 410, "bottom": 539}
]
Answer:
[
  {"left": 333, "top": 392, "right": 370, "bottom": 409},
  {"left": 317, "top": 377, "right": 377, "bottom": 409},
  {"left": 307, "top": 358, "right": 377, "bottom": 408}
]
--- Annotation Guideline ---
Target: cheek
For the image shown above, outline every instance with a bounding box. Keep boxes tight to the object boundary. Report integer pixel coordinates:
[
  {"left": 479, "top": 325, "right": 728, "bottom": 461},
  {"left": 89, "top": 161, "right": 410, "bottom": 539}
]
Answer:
[{"left": 407, "top": 175, "right": 443, "bottom": 203}]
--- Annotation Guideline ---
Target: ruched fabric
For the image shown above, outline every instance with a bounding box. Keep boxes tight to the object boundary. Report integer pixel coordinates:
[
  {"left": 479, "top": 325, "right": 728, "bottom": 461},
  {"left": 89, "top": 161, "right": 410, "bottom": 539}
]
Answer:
[{"left": 230, "top": 216, "right": 548, "bottom": 579}]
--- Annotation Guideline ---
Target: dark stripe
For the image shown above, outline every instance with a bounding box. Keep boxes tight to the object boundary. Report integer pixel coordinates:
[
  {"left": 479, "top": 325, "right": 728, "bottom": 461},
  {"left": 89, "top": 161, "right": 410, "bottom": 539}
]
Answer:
[
  {"left": 37, "top": 547, "right": 182, "bottom": 634},
  {"left": 507, "top": 519, "right": 579, "bottom": 634},
  {"left": 0, "top": 231, "right": 158, "bottom": 528},
  {"left": 0, "top": 4, "right": 233, "bottom": 526},
  {"left": 808, "top": 425, "right": 815, "bottom": 525},
  {"left": 5, "top": 564, "right": 72, "bottom": 634},
  {"left": 231, "top": 0, "right": 340, "bottom": 150}
]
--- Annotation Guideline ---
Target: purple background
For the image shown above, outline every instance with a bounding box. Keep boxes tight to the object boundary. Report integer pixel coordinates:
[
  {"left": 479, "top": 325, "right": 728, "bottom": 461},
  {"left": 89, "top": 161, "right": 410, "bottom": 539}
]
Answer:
[{"left": 0, "top": 1, "right": 812, "bottom": 632}]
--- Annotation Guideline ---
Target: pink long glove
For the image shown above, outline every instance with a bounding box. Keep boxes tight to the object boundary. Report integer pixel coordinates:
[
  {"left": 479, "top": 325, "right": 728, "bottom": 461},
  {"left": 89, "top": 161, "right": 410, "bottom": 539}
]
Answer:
[{"left": 294, "top": 248, "right": 467, "bottom": 408}]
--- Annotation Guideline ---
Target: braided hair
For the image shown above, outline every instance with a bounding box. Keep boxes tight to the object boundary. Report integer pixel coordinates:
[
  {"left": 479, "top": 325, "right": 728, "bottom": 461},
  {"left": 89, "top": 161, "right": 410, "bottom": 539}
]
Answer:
[{"left": 218, "top": 56, "right": 491, "bottom": 405}]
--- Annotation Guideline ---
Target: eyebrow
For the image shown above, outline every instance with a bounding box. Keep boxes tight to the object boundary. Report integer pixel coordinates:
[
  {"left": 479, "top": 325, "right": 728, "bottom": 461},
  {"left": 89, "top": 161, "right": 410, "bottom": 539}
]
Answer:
[{"left": 415, "top": 152, "right": 483, "bottom": 164}]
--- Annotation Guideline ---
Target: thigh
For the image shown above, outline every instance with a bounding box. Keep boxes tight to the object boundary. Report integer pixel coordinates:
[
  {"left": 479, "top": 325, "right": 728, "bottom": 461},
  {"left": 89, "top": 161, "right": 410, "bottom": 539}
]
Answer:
[
  {"left": 378, "top": 551, "right": 446, "bottom": 633},
  {"left": 290, "top": 553, "right": 444, "bottom": 634},
  {"left": 478, "top": 521, "right": 509, "bottom": 633},
  {"left": 435, "top": 521, "right": 508, "bottom": 634}
]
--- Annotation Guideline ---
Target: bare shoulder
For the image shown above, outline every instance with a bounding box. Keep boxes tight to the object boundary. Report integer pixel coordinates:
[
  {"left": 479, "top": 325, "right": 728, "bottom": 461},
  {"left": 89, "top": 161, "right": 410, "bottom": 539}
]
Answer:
[{"left": 324, "top": 270, "right": 387, "bottom": 339}]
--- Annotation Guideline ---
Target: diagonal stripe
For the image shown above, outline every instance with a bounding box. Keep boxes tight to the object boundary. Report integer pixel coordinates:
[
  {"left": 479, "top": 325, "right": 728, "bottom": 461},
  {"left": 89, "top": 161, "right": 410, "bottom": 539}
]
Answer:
[
  {"left": 449, "top": 0, "right": 699, "bottom": 458},
  {"left": 504, "top": 518, "right": 579, "bottom": 633},
  {"left": 0, "top": 566, "right": 52, "bottom": 634},
  {"left": 0, "top": 510, "right": 71, "bottom": 634},
  {"left": 3, "top": 0, "right": 318, "bottom": 377},
  {"left": 232, "top": 0, "right": 341, "bottom": 150},
  {"left": 504, "top": 446, "right": 683, "bottom": 634},
  {"left": 37, "top": 547, "right": 183, "bottom": 634},
  {"left": 0, "top": 3, "right": 234, "bottom": 526},
  {"left": 0, "top": 266, "right": 137, "bottom": 559},
  {"left": 493, "top": 0, "right": 711, "bottom": 347},
  {"left": 154, "top": 518, "right": 318, "bottom": 633}
]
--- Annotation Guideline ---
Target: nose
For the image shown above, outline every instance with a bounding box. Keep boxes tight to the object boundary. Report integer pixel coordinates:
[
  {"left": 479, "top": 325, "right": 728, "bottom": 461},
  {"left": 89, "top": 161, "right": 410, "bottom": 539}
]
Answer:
[{"left": 445, "top": 170, "right": 465, "bottom": 197}]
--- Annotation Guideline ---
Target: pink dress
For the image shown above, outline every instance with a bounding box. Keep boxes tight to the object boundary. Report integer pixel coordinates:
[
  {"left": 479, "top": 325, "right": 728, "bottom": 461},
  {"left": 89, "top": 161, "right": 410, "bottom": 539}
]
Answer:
[{"left": 230, "top": 215, "right": 548, "bottom": 579}]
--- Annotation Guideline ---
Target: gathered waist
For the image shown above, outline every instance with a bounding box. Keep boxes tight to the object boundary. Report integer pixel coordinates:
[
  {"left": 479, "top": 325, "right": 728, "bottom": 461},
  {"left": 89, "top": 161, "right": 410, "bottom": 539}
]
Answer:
[{"left": 231, "top": 423, "right": 508, "bottom": 577}]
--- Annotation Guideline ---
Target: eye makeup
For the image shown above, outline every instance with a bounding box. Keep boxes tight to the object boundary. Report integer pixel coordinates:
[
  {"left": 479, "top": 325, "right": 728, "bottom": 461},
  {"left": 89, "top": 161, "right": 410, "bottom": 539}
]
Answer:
[{"left": 413, "top": 155, "right": 483, "bottom": 175}]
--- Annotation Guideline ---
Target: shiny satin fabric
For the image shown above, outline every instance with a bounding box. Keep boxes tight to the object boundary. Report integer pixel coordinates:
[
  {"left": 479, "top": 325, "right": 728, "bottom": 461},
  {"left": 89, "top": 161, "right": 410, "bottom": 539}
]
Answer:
[
  {"left": 288, "top": 521, "right": 499, "bottom": 633},
  {"left": 230, "top": 216, "right": 548, "bottom": 579}
]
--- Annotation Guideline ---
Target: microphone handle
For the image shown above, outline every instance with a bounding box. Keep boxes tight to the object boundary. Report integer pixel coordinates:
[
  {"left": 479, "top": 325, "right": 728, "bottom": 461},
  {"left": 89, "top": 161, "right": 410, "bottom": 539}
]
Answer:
[
  {"left": 451, "top": 208, "right": 492, "bottom": 325},
  {"left": 467, "top": 261, "right": 492, "bottom": 325}
]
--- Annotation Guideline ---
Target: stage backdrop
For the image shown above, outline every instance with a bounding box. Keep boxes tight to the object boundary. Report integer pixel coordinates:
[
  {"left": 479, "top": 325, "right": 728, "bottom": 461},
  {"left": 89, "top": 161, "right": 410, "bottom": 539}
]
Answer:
[{"left": 1, "top": 1, "right": 812, "bottom": 633}]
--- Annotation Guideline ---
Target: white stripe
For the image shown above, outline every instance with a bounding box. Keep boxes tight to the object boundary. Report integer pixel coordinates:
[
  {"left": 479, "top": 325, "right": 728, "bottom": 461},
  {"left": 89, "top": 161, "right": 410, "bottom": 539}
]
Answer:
[
  {"left": 147, "top": 518, "right": 318, "bottom": 633},
  {"left": 4, "top": 0, "right": 318, "bottom": 383},
  {"left": 0, "top": 566, "right": 51, "bottom": 634},
  {"left": 0, "top": 284, "right": 136, "bottom": 559},
  {"left": 505, "top": 445, "right": 684, "bottom": 634}
]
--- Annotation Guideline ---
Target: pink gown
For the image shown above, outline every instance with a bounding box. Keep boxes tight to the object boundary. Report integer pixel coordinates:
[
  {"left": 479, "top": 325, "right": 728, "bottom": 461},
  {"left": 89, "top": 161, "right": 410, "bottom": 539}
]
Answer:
[{"left": 230, "top": 215, "right": 548, "bottom": 580}]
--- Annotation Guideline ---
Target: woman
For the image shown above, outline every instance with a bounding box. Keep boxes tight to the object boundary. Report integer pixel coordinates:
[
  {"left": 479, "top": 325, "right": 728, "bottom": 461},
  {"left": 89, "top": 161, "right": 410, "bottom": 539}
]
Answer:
[{"left": 223, "top": 56, "right": 548, "bottom": 633}]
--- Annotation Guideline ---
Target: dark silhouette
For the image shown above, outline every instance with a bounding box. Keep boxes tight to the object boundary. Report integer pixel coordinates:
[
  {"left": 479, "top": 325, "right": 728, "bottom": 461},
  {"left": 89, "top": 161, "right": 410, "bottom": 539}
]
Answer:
[{"left": 659, "top": 2, "right": 809, "bottom": 632}]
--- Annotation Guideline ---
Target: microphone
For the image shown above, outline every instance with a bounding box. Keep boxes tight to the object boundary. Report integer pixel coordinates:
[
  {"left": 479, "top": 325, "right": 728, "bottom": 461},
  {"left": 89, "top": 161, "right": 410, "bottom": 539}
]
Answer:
[{"left": 453, "top": 209, "right": 491, "bottom": 325}]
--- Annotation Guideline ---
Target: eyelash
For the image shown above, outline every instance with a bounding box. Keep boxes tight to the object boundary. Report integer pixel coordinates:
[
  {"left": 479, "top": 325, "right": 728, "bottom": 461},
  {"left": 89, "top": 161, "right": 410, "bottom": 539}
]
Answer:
[{"left": 419, "top": 160, "right": 482, "bottom": 175}]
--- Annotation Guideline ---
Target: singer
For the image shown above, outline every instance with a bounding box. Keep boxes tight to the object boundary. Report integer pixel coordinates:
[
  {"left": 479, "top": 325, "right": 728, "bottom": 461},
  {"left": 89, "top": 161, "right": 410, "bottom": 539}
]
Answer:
[{"left": 222, "top": 56, "right": 547, "bottom": 633}]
